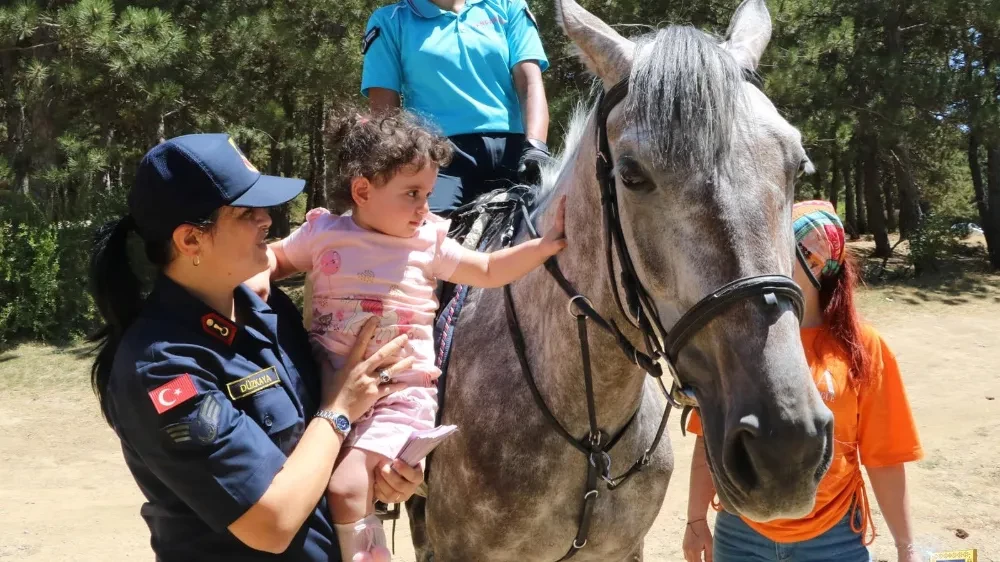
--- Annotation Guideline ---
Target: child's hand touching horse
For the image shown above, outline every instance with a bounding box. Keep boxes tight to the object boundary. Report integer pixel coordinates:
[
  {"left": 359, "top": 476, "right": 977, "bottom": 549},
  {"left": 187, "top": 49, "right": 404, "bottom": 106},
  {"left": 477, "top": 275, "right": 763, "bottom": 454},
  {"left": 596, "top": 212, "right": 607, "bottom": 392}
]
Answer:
[{"left": 447, "top": 195, "right": 568, "bottom": 289}]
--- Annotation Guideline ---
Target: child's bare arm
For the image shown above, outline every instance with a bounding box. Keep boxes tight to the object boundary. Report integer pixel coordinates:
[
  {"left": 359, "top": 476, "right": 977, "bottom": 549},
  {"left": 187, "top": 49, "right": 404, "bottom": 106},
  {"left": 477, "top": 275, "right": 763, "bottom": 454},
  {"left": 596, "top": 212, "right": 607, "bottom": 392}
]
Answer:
[
  {"left": 268, "top": 242, "right": 302, "bottom": 281},
  {"left": 447, "top": 197, "right": 567, "bottom": 289}
]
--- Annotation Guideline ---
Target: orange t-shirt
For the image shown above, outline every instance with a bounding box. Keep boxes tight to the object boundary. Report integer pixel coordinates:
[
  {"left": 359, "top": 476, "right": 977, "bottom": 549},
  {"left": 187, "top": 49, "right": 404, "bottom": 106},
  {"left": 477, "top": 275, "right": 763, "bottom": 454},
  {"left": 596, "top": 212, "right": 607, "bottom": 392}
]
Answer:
[{"left": 687, "top": 324, "right": 923, "bottom": 543}]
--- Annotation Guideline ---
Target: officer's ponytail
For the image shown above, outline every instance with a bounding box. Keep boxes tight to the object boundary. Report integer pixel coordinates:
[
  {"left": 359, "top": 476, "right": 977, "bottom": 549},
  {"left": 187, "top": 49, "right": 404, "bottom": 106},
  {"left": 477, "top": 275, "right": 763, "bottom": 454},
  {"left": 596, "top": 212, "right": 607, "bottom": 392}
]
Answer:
[
  {"left": 88, "top": 211, "right": 219, "bottom": 426},
  {"left": 88, "top": 215, "right": 144, "bottom": 426}
]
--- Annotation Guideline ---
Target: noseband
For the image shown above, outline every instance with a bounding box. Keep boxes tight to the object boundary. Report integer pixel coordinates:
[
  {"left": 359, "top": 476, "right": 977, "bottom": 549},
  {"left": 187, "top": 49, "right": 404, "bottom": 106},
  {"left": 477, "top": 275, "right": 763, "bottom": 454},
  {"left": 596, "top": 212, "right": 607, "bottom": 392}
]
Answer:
[{"left": 502, "top": 77, "right": 804, "bottom": 561}]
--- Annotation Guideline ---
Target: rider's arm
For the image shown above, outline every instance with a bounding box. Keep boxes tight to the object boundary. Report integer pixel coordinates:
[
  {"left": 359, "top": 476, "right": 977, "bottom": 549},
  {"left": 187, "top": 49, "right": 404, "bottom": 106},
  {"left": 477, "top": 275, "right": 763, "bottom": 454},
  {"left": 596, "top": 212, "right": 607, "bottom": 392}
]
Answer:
[
  {"left": 506, "top": 0, "right": 549, "bottom": 142},
  {"left": 369, "top": 88, "right": 402, "bottom": 115},
  {"left": 513, "top": 61, "right": 549, "bottom": 144},
  {"left": 361, "top": 10, "right": 402, "bottom": 115},
  {"left": 687, "top": 436, "right": 716, "bottom": 523},
  {"left": 446, "top": 197, "right": 566, "bottom": 288}
]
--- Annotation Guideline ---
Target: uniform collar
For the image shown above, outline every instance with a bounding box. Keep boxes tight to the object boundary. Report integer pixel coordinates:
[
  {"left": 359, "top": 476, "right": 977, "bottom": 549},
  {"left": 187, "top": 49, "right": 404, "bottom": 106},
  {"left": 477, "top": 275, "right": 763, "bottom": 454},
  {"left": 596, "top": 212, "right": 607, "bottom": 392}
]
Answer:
[
  {"left": 405, "top": 0, "right": 484, "bottom": 18},
  {"left": 146, "top": 274, "right": 278, "bottom": 348}
]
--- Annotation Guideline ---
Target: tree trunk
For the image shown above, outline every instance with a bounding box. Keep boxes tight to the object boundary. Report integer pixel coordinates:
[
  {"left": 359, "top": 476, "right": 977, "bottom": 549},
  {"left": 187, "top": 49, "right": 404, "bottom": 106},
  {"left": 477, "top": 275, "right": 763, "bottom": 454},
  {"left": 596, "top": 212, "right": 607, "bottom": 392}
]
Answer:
[
  {"left": 844, "top": 149, "right": 858, "bottom": 239},
  {"left": 864, "top": 134, "right": 891, "bottom": 257},
  {"left": 969, "top": 131, "right": 999, "bottom": 266},
  {"left": 267, "top": 94, "right": 296, "bottom": 239},
  {"left": 812, "top": 153, "right": 826, "bottom": 200},
  {"left": 829, "top": 147, "right": 841, "bottom": 210},
  {"left": 882, "top": 159, "right": 897, "bottom": 233},
  {"left": 854, "top": 150, "right": 867, "bottom": 234},
  {"left": 986, "top": 141, "right": 1000, "bottom": 269},
  {"left": 306, "top": 99, "right": 328, "bottom": 211},
  {"left": 880, "top": 3, "right": 922, "bottom": 239},
  {"left": 893, "top": 144, "right": 922, "bottom": 238}
]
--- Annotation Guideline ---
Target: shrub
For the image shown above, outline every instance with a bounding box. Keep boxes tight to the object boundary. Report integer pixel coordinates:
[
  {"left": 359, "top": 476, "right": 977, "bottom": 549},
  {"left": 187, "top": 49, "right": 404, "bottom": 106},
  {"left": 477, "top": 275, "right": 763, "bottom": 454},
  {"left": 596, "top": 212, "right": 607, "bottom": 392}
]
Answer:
[
  {"left": 0, "top": 192, "right": 97, "bottom": 345},
  {"left": 907, "top": 213, "right": 963, "bottom": 276}
]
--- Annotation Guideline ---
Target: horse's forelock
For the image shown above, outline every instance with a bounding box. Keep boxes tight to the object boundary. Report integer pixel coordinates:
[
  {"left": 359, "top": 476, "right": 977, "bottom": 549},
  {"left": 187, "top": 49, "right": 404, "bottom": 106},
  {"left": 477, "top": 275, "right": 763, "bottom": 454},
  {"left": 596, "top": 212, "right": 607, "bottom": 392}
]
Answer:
[{"left": 628, "top": 26, "right": 745, "bottom": 173}]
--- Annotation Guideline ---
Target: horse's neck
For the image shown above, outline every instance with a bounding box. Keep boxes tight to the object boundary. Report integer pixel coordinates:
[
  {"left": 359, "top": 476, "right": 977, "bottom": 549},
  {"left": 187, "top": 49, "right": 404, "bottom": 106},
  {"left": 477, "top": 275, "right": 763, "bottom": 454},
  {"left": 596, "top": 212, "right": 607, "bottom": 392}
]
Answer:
[{"left": 510, "top": 112, "right": 648, "bottom": 435}]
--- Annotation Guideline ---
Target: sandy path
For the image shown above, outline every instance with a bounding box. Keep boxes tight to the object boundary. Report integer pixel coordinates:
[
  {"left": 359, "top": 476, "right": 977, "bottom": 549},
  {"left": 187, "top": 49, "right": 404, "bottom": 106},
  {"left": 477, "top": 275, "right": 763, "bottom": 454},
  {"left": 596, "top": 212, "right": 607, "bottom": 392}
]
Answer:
[{"left": 1, "top": 284, "right": 997, "bottom": 561}]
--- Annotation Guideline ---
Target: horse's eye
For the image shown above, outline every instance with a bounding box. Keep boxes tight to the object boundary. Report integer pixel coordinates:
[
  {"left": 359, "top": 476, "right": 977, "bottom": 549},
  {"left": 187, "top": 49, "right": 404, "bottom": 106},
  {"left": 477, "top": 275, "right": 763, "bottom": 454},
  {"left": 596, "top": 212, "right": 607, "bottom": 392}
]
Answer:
[
  {"left": 617, "top": 159, "right": 649, "bottom": 189},
  {"left": 798, "top": 156, "right": 815, "bottom": 178}
]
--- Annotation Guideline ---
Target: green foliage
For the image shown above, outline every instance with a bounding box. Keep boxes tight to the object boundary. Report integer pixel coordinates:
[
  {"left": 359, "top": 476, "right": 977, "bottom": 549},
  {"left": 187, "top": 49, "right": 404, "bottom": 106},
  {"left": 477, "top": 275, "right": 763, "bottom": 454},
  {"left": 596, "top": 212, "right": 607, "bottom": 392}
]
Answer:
[
  {"left": 1, "top": 0, "right": 998, "bottom": 344},
  {"left": 0, "top": 193, "right": 96, "bottom": 344},
  {"left": 907, "top": 213, "right": 964, "bottom": 275}
]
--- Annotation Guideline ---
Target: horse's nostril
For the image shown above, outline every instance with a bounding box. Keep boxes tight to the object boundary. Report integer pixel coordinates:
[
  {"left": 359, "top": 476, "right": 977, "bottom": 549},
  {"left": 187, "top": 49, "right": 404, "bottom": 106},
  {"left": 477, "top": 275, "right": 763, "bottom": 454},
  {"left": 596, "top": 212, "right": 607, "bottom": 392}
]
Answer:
[{"left": 724, "top": 427, "right": 760, "bottom": 492}]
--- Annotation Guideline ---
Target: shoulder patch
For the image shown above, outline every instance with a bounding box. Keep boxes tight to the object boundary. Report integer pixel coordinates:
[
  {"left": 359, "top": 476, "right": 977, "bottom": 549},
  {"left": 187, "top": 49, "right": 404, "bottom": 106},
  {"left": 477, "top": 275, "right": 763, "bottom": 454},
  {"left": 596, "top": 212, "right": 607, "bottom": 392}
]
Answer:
[
  {"left": 524, "top": 7, "right": 538, "bottom": 27},
  {"left": 191, "top": 393, "right": 222, "bottom": 443},
  {"left": 226, "top": 366, "right": 281, "bottom": 401},
  {"left": 362, "top": 26, "right": 381, "bottom": 55},
  {"left": 162, "top": 394, "right": 223, "bottom": 445},
  {"left": 148, "top": 374, "right": 198, "bottom": 415}
]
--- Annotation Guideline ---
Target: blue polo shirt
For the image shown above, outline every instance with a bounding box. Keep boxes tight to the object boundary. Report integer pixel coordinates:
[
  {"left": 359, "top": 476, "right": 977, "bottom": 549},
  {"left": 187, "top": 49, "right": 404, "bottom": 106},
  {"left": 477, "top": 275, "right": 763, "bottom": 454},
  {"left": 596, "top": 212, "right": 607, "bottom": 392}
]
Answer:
[
  {"left": 361, "top": 0, "right": 549, "bottom": 137},
  {"left": 106, "top": 275, "right": 339, "bottom": 561}
]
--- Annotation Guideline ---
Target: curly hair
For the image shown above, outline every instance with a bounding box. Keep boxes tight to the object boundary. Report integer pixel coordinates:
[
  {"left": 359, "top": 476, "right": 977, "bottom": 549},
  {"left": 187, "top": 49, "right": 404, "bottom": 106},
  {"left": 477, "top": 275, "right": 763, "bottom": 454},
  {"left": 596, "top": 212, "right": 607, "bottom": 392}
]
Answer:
[{"left": 325, "top": 110, "right": 452, "bottom": 211}]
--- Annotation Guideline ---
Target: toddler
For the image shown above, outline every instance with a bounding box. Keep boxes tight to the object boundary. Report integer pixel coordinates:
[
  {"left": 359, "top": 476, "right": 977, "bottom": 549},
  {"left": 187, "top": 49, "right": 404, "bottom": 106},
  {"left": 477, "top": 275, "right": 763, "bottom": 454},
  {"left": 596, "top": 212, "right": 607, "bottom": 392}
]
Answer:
[{"left": 267, "top": 112, "right": 566, "bottom": 561}]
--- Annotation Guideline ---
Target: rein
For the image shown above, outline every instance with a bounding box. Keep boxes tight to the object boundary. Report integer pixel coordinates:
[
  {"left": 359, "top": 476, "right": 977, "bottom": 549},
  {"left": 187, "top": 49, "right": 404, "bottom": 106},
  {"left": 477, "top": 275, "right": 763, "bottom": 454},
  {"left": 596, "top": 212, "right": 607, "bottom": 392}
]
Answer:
[{"left": 502, "top": 77, "right": 805, "bottom": 561}]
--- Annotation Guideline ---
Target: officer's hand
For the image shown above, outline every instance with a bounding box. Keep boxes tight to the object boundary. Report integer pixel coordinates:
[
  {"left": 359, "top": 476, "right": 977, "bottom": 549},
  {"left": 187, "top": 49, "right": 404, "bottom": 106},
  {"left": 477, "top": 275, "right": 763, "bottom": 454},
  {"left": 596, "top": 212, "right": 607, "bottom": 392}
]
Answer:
[
  {"left": 324, "top": 317, "right": 414, "bottom": 421},
  {"left": 374, "top": 458, "right": 424, "bottom": 504},
  {"left": 517, "top": 138, "right": 550, "bottom": 186}
]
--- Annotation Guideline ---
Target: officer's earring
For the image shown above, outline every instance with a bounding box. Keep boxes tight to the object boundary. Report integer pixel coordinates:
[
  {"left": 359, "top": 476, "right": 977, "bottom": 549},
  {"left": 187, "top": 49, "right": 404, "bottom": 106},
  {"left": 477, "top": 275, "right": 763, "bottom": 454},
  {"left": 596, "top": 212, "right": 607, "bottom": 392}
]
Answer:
[{"left": 193, "top": 255, "right": 201, "bottom": 267}]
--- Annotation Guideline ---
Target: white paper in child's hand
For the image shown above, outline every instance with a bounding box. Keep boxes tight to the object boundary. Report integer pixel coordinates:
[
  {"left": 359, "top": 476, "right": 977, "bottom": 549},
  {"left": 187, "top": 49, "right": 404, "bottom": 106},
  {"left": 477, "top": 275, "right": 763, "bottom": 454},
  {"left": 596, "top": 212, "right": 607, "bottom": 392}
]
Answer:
[{"left": 396, "top": 425, "right": 458, "bottom": 466}]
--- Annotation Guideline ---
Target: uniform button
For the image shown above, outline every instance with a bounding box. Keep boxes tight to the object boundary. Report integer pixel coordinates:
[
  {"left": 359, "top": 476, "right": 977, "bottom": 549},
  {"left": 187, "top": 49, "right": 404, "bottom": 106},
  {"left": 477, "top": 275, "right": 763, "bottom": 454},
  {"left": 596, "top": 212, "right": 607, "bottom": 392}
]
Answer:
[{"left": 263, "top": 414, "right": 273, "bottom": 428}]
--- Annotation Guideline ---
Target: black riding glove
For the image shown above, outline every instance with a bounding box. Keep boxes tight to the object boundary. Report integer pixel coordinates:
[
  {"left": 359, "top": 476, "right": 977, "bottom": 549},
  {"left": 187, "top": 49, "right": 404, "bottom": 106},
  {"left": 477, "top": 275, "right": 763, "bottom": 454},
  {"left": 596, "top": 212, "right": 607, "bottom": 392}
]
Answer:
[{"left": 517, "top": 138, "right": 550, "bottom": 186}]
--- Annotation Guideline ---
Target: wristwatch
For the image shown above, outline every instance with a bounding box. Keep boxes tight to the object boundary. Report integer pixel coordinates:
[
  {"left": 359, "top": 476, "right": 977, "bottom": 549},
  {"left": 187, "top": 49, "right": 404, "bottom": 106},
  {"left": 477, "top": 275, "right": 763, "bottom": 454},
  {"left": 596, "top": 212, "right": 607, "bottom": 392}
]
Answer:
[{"left": 315, "top": 409, "right": 351, "bottom": 438}]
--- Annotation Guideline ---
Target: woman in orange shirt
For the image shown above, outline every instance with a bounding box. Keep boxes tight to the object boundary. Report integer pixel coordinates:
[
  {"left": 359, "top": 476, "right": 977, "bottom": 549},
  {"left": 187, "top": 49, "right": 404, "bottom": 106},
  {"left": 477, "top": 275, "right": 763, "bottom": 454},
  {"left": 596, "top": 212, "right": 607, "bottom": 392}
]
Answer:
[{"left": 683, "top": 201, "right": 923, "bottom": 562}]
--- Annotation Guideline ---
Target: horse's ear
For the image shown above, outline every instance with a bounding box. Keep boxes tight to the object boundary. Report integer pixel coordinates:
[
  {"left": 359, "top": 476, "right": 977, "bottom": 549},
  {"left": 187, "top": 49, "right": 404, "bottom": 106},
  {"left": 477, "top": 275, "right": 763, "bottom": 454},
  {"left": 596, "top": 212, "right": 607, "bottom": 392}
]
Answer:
[
  {"left": 721, "top": 0, "right": 772, "bottom": 72},
  {"left": 555, "top": 0, "right": 634, "bottom": 85}
]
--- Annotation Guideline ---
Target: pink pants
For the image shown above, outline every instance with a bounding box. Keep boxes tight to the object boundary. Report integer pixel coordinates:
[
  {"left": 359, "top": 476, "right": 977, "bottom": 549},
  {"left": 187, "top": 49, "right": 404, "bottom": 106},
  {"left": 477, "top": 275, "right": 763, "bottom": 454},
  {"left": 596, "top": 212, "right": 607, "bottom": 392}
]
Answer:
[{"left": 345, "top": 383, "right": 438, "bottom": 460}]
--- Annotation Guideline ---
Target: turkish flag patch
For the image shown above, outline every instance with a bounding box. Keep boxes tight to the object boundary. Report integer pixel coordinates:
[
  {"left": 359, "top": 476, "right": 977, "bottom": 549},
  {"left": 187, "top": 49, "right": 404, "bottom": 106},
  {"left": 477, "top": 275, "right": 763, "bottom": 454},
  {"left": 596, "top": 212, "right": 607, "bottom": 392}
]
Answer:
[{"left": 148, "top": 374, "right": 198, "bottom": 415}]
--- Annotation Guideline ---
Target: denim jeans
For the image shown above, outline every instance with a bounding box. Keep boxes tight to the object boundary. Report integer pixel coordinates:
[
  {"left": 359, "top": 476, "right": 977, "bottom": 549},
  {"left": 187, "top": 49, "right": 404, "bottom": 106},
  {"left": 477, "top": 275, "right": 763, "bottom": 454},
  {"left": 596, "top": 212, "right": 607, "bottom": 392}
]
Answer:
[{"left": 713, "top": 510, "right": 871, "bottom": 562}]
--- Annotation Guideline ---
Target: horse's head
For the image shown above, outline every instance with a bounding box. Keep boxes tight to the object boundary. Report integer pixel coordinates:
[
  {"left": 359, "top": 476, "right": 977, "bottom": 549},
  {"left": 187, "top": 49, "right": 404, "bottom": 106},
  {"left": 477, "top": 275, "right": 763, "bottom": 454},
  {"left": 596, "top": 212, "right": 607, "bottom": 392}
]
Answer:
[{"left": 556, "top": 0, "right": 833, "bottom": 521}]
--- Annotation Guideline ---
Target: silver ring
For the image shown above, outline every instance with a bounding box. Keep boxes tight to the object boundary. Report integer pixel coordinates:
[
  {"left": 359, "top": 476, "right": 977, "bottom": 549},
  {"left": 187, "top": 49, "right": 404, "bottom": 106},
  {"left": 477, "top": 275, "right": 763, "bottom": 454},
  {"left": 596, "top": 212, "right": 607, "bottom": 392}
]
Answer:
[{"left": 378, "top": 369, "right": 392, "bottom": 385}]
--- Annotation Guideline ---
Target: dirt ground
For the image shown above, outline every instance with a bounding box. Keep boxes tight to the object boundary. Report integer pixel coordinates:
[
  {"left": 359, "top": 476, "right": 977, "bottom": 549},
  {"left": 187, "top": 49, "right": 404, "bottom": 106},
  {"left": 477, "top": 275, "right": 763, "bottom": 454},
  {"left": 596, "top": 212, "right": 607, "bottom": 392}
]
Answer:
[{"left": 1, "top": 240, "right": 998, "bottom": 561}]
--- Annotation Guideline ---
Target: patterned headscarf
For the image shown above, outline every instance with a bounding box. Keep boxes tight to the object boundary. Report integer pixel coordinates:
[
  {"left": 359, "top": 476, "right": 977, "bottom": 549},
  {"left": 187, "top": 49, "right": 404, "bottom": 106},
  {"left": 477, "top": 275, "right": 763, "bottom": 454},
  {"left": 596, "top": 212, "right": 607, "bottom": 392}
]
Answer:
[{"left": 792, "top": 200, "right": 846, "bottom": 289}]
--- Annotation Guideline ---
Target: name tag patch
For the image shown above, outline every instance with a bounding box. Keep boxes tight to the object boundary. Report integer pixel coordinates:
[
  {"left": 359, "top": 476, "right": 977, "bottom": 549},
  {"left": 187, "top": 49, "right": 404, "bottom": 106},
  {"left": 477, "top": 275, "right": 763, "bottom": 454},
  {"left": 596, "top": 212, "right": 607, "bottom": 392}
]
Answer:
[
  {"left": 362, "top": 26, "right": 381, "bottom": 55},
  {"left": 227, "top": 367, "right": 281, "bottom": 401}
]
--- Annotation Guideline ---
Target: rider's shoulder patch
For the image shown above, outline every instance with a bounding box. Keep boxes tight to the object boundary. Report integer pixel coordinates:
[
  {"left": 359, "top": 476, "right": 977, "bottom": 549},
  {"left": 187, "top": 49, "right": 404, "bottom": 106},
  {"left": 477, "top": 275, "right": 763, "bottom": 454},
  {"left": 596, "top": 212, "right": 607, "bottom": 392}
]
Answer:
[
  {"left": 524, "top": 7, "right": 538, "bottom": 27},
  {"left": 362, "top": 26, "right": 381, "bottom": 55}
]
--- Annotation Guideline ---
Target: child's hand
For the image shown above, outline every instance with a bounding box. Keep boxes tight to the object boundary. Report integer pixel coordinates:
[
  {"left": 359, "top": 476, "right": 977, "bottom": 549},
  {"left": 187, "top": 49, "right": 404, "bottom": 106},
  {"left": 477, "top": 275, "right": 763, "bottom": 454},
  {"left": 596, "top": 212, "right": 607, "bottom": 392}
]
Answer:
[{"left": 540, "top": 196, "right": 568, "bottom": 256}]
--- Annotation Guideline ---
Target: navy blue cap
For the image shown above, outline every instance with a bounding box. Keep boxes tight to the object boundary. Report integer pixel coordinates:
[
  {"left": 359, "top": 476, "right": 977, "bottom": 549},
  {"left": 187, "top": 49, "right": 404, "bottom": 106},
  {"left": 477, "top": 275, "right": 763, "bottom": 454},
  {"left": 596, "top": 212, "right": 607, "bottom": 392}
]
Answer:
[{"left": 128, "top": 134, "right": 305, "bottom": 241}]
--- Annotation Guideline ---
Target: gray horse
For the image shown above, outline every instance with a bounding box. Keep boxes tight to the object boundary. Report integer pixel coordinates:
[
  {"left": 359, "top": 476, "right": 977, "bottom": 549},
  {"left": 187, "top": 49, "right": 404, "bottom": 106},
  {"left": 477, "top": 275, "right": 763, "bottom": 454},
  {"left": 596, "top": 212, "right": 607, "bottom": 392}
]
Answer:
[{"left": 408, "top": 0, "right": 833, "bottom": 560}]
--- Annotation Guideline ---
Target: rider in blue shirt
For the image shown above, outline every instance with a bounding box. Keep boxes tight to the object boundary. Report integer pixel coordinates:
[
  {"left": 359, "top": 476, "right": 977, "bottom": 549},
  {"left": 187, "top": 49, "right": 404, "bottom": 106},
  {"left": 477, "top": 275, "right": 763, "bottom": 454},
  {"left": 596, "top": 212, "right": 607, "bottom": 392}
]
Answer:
[
  {"left": 361, "top": 0, "right": 551, "bottom": 213},
  {"left": 87, "top": 134, "right": 420, "bottom": 560}
]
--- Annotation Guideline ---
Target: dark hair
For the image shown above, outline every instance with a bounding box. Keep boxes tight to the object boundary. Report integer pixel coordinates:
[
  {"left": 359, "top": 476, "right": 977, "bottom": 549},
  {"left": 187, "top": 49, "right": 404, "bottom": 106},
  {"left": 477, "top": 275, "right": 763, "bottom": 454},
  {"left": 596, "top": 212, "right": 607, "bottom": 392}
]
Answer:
[
  {"left": 88, "top": 212, "right": 218, "bottom": 426},
  {"left": 326, "top": 110, "right": 452, "bottom": 211},
  {"left": 818, "top": 251, "right": 872, "bottom": 389}
]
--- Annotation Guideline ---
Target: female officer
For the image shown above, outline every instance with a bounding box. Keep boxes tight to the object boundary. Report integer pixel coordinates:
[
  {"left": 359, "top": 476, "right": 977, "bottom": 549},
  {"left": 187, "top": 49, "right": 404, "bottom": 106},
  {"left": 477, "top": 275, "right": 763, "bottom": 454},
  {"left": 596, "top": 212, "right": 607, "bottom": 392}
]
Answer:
[
  {"left": 361, "top": 0, "right": 551, "bottom": 213},
  {"left": 88, "top": 133, "right": 423, "bottom": 560}
]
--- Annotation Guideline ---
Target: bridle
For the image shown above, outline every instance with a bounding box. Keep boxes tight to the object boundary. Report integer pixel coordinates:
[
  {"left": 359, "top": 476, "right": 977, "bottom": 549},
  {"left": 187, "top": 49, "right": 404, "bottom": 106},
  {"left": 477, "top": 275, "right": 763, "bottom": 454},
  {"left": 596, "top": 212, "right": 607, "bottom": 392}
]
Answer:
[{"left": 502, "top": 77, "right": 805, "bottom": 561}]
